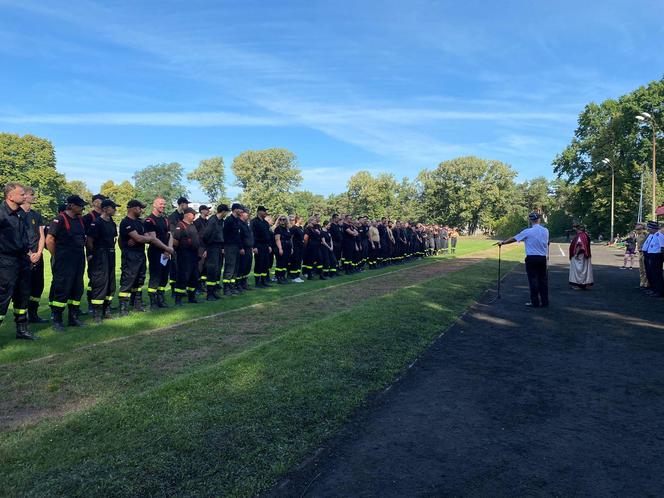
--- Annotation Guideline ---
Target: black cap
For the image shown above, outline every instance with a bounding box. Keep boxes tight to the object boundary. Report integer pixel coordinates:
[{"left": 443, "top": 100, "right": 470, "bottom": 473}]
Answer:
[
  {"left": 101, "top": 199, "right": 119, "bottom": 209},
  {"left": 177, "top": 197, "right": 189, "bottom": 205},
  {"left": 91, "top": 193, "right": 107, "bottom": 202},
  {"left": 127, "top": 199, "right": 147, "bottom": 209},
  {"left": 66, "top": 195, "right": 88, "bottom": 207},
  {"left": 199, "top": 205, "right": 211, "bottom": 212},
  {"left": 257, "top": 205, "right": 268, "bottom": 213},
  {"left": 217, "top": 203, "right": 229, "bottom": 213},
  {"left": 58, "top": 203, "right": 67, "bottom": 213},
  {"left": 231, "top": 202, "right": 245, "bottom": 211},
  {"left": 528, "top": 212, "right": 541, "bottom": 221},
  {"left": 647, "top": 220, "right": 659, "bottom": 230},
  {"left": 183, "top": 207, "right": 196, "bottom": 215}
]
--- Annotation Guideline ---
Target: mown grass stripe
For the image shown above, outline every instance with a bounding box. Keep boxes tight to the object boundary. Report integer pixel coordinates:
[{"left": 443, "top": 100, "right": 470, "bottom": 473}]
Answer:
[{"left": 0, "top": 251, "right": 522, "bottom": 498}]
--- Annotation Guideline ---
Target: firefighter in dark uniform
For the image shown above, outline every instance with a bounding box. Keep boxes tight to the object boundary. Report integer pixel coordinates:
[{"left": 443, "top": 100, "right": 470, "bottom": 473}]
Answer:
[
  {"left": 83, "top": 193, "right": 107, "bottom": 312},
  {"left": 303, "top": 216, "right": 325, "bottom": 280},
  {"left": 251, "top": 206, "right": 272, "bottom": 288},
  {"left": 46, "top": 194, "right": 88, "bottom": 331},
  {"left": 238, "top": 208, "right": 254, "bottom": 292},
  {"left": 341, "top": 215, "right": 358, "bottom": 274},
  {"left": 321, "top": 220, "right": 337, "bottom": 278},
  {"left": 273, "top": 214, "right": 292, "bottom": 284},
  {"left": 201, "top": 204, "right": 228, "bottom": 300},
  {"left": 119, "top": 200, "right": 171, "bottom": 316},
  {"left": 0, "top": 182, "right": 39, "bottom": 340},
  {"left": 86, "top": 199, "right": 118, "bottom": 323},
  {"left": 378, "top": 217, "right": 389, "bottom": 267},
  {"left": 144, "top": 196, "right": 173, "bottom": 310},
  {"left": 288, "top": 215, "right": 305, "bottom": 282},
  {"left": 172, "top": 207, "right": 201, "bottom": 305},
  {"left": 194, "top": 205, "right": 210, "bottom": 291},
  {"left": 167, "top": 196, "right": 190, "bottom": 294},
  {"left": 330, "top": 214, "right": 343, "bottom": 271},
  {"left": 358, "top": 216, "right": 370, "bottom": 270},
  {"left": 222, "top": 203, "right": 244, "bottom": 295},
  {"left": 22, "top": 186, "right": 48, "bottom": 324}
]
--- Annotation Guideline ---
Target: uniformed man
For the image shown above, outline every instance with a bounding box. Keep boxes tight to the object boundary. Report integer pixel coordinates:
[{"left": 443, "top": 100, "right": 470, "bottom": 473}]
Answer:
[
  {"left": 634, "top": 222, "right": 649, "bottom": 290},
  {"left": 194, "top": 205, "right": 211, "bottom": 292},
  {"left": 144, "top": 196, "right": 173, "bottom": 309},
  {"left": 329, "top": 214, "right": 344, "bottom": 270},
  {"left": 22, "top": 186, "right": 47, "bottom": 324},
  {"left": 238, "top": 208, "right": 254, "bottom": 292},
  {"left": 341, "top": 215, "right": 358, "bottom": 274},
  {"left": 222, "top": 203, "right": 244, "bottom": 295},
  {"left": 358, "top": 216, "right": 370, "bottom": 270},
  {"left": 83, "top": 193, "right": 107, "bottom": 313},
  {"left": 642, "top": 221, "right": 664, "bottom": 297},
  {"left": 0, "top": 182, "right": 39, "bottom": 340},
  {"left": 172, "top": 207, "right": 202, "bottom": 305},
  {"left": 201, "top": 204, "right": 228, "bottom": 300},
  {"left": 251, "top": 206, "right": 272, "bottom": 288},
  {"left": 167, "top": 196, "right": 190, "bottom": 295},
  {"left": 46, "top": 194, "right": 88, "bottom": 331},
  {"left": 86, "top": 199, "right": 118, "bottom": 323},
  {"left": 118, "top": 200, "right": 171, "bottom": 316},
  {"left": 378, "top": 217, "right": 389, "bottom": 267}
]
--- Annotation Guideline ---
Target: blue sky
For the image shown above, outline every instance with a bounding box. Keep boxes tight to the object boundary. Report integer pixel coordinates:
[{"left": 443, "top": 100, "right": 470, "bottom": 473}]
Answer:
[{"left": 1, "top": 0, "right": 663, "bottom": 201}]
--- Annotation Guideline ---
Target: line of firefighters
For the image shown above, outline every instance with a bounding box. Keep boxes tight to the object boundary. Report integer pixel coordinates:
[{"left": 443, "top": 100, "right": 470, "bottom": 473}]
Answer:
[{"left": 0, "top": 183, "right": 459, "bottom": 342}]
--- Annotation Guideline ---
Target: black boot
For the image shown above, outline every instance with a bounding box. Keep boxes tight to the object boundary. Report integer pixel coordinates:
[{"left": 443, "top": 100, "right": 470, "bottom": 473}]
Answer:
[
  {"left": 28, "top": 300, "right": 48, "bottom": 324},
  {"left": 187, "top": 290, "right": 199, "bottom": 304},
  {"left": 16, "top": 320, "right": 40, "bottom": 340},
  {"left": 51, "top": 308, "right": 65, "bottom": 332},
  {"left": 262, "top": 276, "right": 272, "bottom": 287},
  {"left": 68, "top": 305, "right": 84, "bottom": 327},
  {"left": 254, "top": 276, "right": 262, "bottom": 288},
  {"left": 223, "top": 283, "right": 233, "bottom": 296},
  {"left": 149, "top": 292, "right": 159, "bottom": 310},
  {"left": 232, "top": 282, "right": 242, "bottom": 295},
  {"left": 119, "top": 298, "right": 130, "bottom": 317},
  {"left": 319, "top": 271, "right": 327, "bottom": 280},
  {"left": 207, "top": 286, "right": 220, "bottom": 301},
  {"left": 133, "top": 292, "right": 146, "bottom": 312},
  {"left": 174, "top": 294, "right": 183, "bottom": 306},
  {"left": 92, "top": 305, "right": 103, "bottom": 325},
  {"left": 103, "top": 301, "right": 114, "bottom": 320},
  {"left": 242, "top": 279, "right": 253, "bottom": 291},
  {"left": 157, "top": 290, "right": 169, "bottom": 308}
]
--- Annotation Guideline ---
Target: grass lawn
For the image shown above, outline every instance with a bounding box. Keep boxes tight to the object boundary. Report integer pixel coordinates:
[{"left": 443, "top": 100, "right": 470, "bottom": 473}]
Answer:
[{"left": 0, "top": 240, "right": 522, "bottom": 497}]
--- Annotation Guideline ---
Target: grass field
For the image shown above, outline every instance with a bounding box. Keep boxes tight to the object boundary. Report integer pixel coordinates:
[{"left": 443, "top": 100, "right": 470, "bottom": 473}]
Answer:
[{"left": 0, "top": 239, "right": 523, "bottom": 497}]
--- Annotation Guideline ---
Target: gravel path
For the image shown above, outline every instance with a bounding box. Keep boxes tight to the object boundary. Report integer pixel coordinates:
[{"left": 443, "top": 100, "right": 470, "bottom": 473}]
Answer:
[{"left": 272, "top": 244, "right": 664, "bottom": 497}]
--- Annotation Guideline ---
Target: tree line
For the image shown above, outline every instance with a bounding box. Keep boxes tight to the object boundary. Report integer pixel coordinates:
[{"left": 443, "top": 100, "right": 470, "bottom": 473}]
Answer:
[{"left": 1, "top": 77, "right": 660, "bottom": 237}]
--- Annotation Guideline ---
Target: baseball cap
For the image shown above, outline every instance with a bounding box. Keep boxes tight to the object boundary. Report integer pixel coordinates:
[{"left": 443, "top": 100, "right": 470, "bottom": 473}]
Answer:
[
  {"left": 91, "top": 193, "right": 107, "bottom": 202},
  {"left": 199, "top": 205, "right": 211, "bottom": 212},
  {"left": 647, "top": 220, "right": 659, "bottom": 230},
  {"left": 66, "top": 195, "right": 88, "bottom": 207},
  {"left": 127, "top": 199, "right": 147, "bottom": 209},
  {"left": 101, "top": 199, "right": 119, "bottom": 209},
  {"left": 257, "top": 205, "right": 268, "bottom": 213},
  {"left": 231, "top": 202, "right": 245, "bottom": 211},
  {"left": 183, "top": 207, "right": 196, "bottom": 215},
  {"left": 217, "top": 203, "right": 229, "bottom": 213},
  {"left": 528, "top": 212, "right": 541, "bottom": 221},
  {"left": 176, "top": 197, "right": 190, "bottom": 205}
]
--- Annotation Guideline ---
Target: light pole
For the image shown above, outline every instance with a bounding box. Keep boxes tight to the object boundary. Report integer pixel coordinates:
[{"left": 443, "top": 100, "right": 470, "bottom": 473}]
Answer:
[
  {"left": 638, "top": 165, "right": 644, "bottom": 223},
  {"left": 602, "top": 157, "right": 615, "bottom": 242},
  {"left": 636, "top": 112, "right": 658, "bottom": 220}
]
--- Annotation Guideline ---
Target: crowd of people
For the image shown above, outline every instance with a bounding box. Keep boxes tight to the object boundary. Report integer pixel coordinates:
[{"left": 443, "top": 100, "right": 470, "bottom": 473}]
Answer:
[{"left": 0, "top": 182, "right": 461, "bottom": 342}]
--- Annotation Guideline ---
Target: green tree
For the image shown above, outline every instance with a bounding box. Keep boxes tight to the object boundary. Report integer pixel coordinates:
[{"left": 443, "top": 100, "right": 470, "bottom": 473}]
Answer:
[
  {"left": 65, "top": 179, "right": 92, "bottom": 201},
  {"left": 231, "top": 148, "right": 302, "bottom": 214},
  {"left": 553, "top": 77, "right": 664, "bottom": 235},
  {"left": 100, "top": 179, "right": 137, "bottom": 211},
  {"left": 396, "top": 176, "right": 425, "bottom": 221},
  {"left": 345, "top": 171, "right": 400, "bottom": 219},
  {"left": 287, "top": 190, "right": 328, "bottom": 218},
  {"left": 420, "top": 156, "right": 517, "bottom": 233},
  {"left": 133, "top": 162, "right": 188, "bottom": 206},
  {"left": 187, "top": 156, "right": 226, "bottom": 205},
  {"left": 0, "top": 133, "right": 68, "bottom": 217}
]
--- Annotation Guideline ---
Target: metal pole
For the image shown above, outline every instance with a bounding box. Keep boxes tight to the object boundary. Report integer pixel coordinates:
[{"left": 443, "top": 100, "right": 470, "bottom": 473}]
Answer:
[
  {"left": 638, "top": 168, "right": 644, "bottom": 223},
  {"left": 653, "top": 126, "right": 658, "bottom": 221},
  {"left": 610, "top": 165, "right": 615, "bottom": 242}
]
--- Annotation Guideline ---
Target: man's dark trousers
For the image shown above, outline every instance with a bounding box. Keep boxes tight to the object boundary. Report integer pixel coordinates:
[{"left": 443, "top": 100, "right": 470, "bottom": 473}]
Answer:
[
  {"left": 645, "top": 252, "right": 664, "bottom": 296},
  {"left": 525, "top": 255, "right": 548, "bottom": 307}
]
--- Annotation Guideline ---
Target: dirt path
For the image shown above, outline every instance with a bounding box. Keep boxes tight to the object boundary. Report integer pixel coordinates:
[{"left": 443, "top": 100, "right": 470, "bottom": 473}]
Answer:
[
  {"left": 0, "top": 249, "right": 501, "bottom": 433},
  {"left": 272, "top": 245, "right": 664, "bottom": 497}
]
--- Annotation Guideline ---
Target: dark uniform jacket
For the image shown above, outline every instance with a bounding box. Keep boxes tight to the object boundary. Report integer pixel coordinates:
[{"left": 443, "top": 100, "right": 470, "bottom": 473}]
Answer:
[
  {"left": 87, "top": 216, "right": 117, "bottom": 249},
  {"left": 168, "top": 209, "right": 184, "bottom": 233},
  {"left": 239, "top": 220, "right": 254, "bottom": 249},
  {"left": 144, "top": 213, "right": 170, "bottom": 255},
  {"left": 173, "top": 222, "right": 200, "bottom": 253},
  {"left": 202, "top": 215, "right": 224, "bottom": 246},
  {"left": 0, "top": 201, "right": 30, "bottom": 256},
  {"left": 330, "top": 223, "right": 343, "bottom": 245},
  {"left": 250, "top": 217, "right": 271, "bottom": 246},
  {"left": 223, "top": 215, "right": 242, "bottom": 245},
  {"left": 119, "top": 216, "right": 146, "bottom": 252},
  {"left": 23, "top": 209, "right": 43, "bottom": 253},
  {"left": 49, "top": 212, "right": 86, "bottom": 250},
  {"left": 193, "top": 216, "right": 208, "bottom": 234}
]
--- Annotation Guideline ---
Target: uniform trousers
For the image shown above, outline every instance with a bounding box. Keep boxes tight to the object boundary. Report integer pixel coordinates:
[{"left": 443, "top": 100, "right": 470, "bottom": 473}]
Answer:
[
  {"left": 274, "top": 243, "right": 292, "bottom": 279},
  {"left": 333, "top": 243, "right": 342, "bottom": 268},
  {"left": 118, "top": 250, "right": 146, "bottom": 299},
  {"left": 174, "top": 249, "right": 199, "bottom": 294},
  {"left": 644, "top": 252, "right": 663, "bottom": 296},
  {"left": 0, "top": 254, "right": 30, "bottom": 323},
  {"left": 253, "top": 242, "right": 271, "bottom": 278},
  {"left": 525, "top": 255, "right": 549, "bottom": 307},
  {"left": 204, "top": 244, "right": 223, "bottom": 287},
  {"left": 222, "top": 244, "right": 240, "bottom": 284},
  {"left": 29, "top": 258, "right": 44, "bottom": 303},
  {"left": 49, "top": 247, "right": 85, "bottom": 311},
  {"left": 320, "top": 247, "right": 337, "bottom": 275},
  {"left": 303, "top": 242, "right": 322, "bottom": 275},
  {"left": 147, "top": 248, "right": 170, "bottom": 294},
  {"left": 88, "top": 247, "right": 116, "bottom": 306},
  {"left": 289, "top": 245, "right": 303, "bottom": 278},
  {"left": 239, "top": 248, "right": 253, "bottom": 281}
]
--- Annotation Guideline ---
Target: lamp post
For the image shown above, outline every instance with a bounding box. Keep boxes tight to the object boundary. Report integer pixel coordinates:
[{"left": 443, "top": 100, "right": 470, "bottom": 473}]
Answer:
[
  {"left": 636, "top": 112, "right": 658, "bottom": 220},
  {"left": 602, "top": 158, "right": 615, "bottom": 242}
]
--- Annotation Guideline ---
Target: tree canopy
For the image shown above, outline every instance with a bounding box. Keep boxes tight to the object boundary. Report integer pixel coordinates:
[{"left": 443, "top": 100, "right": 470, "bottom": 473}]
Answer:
[
  {"left": 187, "top": 156, "right": 226, "bottom": 206},
  {"left": 133, "top": 162, "right": 188, "bottom": 207}
]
